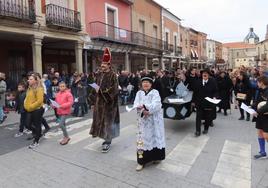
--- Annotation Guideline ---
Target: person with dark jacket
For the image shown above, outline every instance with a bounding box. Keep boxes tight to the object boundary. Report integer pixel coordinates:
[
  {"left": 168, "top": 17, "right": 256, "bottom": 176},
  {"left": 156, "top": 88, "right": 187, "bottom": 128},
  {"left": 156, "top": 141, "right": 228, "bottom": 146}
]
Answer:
[
  {"left": 129, "top": 72, "right": 140, "bottom": 104},
  {"left": 186, "top": 67, "right": 199, "bottom": 91},
  {"left": 217, "top": 72, "right": 233, "bottom": 116},
  {"left": 234, "top": 72, "right": 251, "bottom": 121},
  {"left": 253, "top": 76, "right": 268, "bottom": 159},
  {"left": 14, "top": 83, "right": 27, "bottom": 137},
  {"left": 73, "top": 81, "right": 87, "bottom": 117},
  {"left": 118, "top": 71, "right": 129, "bottom": 105},
  {"left": 192, "top": 69, "right": 218, "bottom": 137}
]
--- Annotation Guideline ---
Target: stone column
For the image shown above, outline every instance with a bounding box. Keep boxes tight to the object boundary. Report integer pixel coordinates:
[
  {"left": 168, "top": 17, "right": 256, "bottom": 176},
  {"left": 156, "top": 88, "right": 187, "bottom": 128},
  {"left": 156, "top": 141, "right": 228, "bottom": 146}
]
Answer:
[
  {"left": 145, "top": 55, "right": 148, "bottom": 71},
  {"left": 32, "top": 36, "right": 43, "bottom": 74},
  {"left": 125, "top": 52, "right": 130, "bottom": 72},
  {"left": 160, "top": 56, "right": 165, "bottom": 70},
  {"left": 75, "top": 41, "right": 83, "bottom": 73},
  {"left": 84, "top": 50, "right": 88, "bottom": 74}
]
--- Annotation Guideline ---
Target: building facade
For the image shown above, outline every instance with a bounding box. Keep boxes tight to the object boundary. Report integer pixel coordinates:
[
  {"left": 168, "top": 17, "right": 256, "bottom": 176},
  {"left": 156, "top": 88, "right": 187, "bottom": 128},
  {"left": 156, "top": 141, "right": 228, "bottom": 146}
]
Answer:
[
  {"left": 0, "top": 0, "right": 87, "bottom": 83},
  {"left": 161, "top": 8, "right": 182, "bottom": 70},
  {"left": 224, "top": 42, "right": 257, "bottom": 69},
  {"left": 131, "top": 0, "right": 163, "bottom": 71},
  {"left": 206, "top": 39, "right": 216, "bottom": 64},
  {"left": 256, "top": 39, "right": 268, "bottom": 67},
  {"left": 197, "top": 32, "right": 207, "bottom": 62},
  {"left": 85, "top": 0, "right": 133, "bottom": 72}
]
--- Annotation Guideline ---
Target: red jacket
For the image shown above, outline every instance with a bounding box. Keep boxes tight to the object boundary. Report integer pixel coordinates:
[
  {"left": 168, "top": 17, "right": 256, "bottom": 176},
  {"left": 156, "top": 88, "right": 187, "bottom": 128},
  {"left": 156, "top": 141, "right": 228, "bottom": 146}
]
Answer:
[{"left": 55, "top": 89, "right": 74, "bottom": 115}]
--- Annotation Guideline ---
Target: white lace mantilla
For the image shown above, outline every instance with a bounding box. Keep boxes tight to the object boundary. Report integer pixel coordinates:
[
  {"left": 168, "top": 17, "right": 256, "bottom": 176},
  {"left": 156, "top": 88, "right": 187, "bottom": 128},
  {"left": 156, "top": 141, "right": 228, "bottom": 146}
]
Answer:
[{"left": 134, "top": 89, "right": 166, "bottom": 151}]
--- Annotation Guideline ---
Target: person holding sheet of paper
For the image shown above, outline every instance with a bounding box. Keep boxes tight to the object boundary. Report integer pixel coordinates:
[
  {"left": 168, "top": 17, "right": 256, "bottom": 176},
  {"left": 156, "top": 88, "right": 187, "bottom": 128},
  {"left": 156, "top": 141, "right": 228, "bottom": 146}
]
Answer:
[
  {"left": 89, "top": 48, "right": 120, "bottom": 153},
  {"left": 133, "top": 76, "right": 165, "bottom": 171},
  {"left": 192, "top": 69, "right": 218, "bottom": 137},
  {"left": 252, "top": 76, "right": 268, "bottom": 159},
  {"left": 54, "top": 81, "right": 74, "bottom": 145}
]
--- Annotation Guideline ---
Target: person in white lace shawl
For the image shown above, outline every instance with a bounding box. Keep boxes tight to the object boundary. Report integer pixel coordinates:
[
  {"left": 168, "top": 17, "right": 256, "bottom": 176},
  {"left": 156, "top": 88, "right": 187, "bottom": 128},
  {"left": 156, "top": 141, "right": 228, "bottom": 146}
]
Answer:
[{"left": 133, "top": 76, "right": 165, "bottom": 171}]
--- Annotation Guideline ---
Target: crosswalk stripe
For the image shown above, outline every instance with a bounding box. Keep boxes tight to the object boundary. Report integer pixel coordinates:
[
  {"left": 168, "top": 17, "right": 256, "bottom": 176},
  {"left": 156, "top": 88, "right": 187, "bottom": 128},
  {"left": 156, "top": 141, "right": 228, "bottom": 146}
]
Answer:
[
  {"left": 83, "top": 124, "right": 136, "bottom": 152},
  {"left": 211, "top": 140, "right": 251, "bottom": 188},
  {"left": 45, "top": 118, "right": 92, "bottom": 138},
  {"left": 3, "top": 116, "right": 82, "bottom": 131},
  {"left": 157, "top": 134, "right": 209, "bottom": 176}
]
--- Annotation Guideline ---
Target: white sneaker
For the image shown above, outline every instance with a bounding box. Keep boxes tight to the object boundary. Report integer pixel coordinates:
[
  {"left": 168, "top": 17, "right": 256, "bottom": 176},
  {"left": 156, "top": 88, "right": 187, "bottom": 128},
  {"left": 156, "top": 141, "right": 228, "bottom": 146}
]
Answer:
[
  {"left": 14, "top": 132, "right": 24, "bottom": 138},
  {"left": 28, "top": 142, "right": 39, "bottom": 149},
  {"left": 23, "top": 129, "right": 31, "bottom": 134},
  {"left": 136, "top": 164, "right": 143, "bottom": 171}
]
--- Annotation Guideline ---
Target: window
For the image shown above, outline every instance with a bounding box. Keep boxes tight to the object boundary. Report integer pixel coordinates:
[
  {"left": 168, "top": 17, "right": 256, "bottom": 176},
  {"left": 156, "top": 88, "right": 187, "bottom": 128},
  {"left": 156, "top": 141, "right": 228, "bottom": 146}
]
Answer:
[
  {"left": 153, "top": 25, "right": 157, "bottom": 38},
  {"left": 180, "top": 34, "right": 183, "bottom": 42},
  {"left": 165, "top": 32, "right": 169, "bottom": 50},
  {"left": 139, "top": 20, "right": 145, "bottom": 34},
  {"left": 237, "top": 52, "right": 239, "bottom": 56},
  {"left": 174, "top": 35, "right": 177, "bottom": 48}
]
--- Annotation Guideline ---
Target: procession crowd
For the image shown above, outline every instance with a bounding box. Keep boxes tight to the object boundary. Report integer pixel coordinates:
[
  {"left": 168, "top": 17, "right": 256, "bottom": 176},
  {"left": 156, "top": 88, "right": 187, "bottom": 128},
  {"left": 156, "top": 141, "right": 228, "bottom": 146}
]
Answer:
[{"left": 0, "top": 48, "right": 268, "bottom": 171}]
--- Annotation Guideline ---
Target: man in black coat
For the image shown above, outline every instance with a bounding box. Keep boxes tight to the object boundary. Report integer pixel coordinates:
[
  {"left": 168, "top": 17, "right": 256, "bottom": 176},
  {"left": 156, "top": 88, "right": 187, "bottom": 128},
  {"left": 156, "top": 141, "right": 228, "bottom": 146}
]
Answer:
[
  {"left": 154, "top": 70, "right": 169, "bottom": 102},
  {"left": 192, "top": 69, "right": 218, "bottom": 137},
  {"left": 217, "top": 71, "right": 233, "bottom": 116}
]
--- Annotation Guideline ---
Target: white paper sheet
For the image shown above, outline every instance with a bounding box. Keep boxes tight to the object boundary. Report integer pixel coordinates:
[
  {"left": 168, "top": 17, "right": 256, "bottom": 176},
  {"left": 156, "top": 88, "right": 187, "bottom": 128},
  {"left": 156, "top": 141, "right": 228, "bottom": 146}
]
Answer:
[
  {"left": 126, "top": 105, "right": 138, "bottom": 112},
  {"left": 168, "top": 98, "right": 185, "bottom": 103},
  {"left": 205, "top": 97, "right": 221, "bottom": 104},
  {"left": 49, "top": 99, "right": 60, "bottom": 108},
  {"left": 89, "top": 83, "right": 100, "bottom": 90},
  {"left": 241, "top": 103, "right": 257, "bottom": 115}
]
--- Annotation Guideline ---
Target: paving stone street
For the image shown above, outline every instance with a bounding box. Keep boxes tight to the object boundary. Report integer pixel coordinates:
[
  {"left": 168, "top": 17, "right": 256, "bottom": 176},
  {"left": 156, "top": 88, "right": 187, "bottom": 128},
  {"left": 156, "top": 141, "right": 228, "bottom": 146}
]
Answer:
[{"left": 0, "top": 106, "right": 267, "bottom": 188}]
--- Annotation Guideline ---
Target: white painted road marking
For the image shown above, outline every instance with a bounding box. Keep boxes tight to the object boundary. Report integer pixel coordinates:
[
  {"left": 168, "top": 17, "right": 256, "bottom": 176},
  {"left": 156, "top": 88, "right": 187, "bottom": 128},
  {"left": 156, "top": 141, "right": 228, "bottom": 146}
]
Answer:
[
  {"left": 157, "top": 134, "right": 209, "bottom": 176},
  {"left": 211, "top": 140, "right": 251, "bottom": 188},
  {"left": 45, "top": 118, "right": 92, "bottom": 138},
  {"left": 83, "top": 125, "right": 136, "bottom": 152}
]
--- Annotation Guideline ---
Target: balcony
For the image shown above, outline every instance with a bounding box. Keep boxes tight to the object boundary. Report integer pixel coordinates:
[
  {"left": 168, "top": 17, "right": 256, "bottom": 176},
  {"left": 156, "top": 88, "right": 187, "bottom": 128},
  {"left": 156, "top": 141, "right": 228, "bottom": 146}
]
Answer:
[
  {"left": 46, "top": 4, "right": 81, "bottom": 32},
  {"left": 164, "top": 43, "right": 174, "bottom": 53},
  {"left": 88, "top": 21, "right": 163, "bottom": 51},
  {"left": 0, "top": 0, "right": 36, "bottom": 23},
  {"left": 175, "top": 46, "right": 182, "bottom": 56}
]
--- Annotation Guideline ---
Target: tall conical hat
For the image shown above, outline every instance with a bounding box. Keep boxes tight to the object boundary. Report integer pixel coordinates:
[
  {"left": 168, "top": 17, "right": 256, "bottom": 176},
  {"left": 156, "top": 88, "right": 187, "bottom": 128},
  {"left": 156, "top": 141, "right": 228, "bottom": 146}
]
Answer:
[{"left": 102, "top": 47, "right": 111, "bottom": 63}]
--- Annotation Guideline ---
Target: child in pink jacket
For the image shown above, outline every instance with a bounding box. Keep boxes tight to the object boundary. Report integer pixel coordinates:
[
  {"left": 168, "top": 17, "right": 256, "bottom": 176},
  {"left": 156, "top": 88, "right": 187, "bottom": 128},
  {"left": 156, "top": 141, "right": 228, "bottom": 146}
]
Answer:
[{"left": 54, "top": 82, "right": 74, "bottom": 145}]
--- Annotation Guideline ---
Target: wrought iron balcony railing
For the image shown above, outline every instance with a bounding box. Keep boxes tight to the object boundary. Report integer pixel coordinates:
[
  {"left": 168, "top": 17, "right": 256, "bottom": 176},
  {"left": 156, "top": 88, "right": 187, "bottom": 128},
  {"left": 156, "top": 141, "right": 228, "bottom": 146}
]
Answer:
[
  {"left": 89, "top": 21, "right": 163, "bottom": 51},
  {"left": 46, "top": 4, "right": 81, "bottom": 32},
  {"left": 164, "top": 43, "right": 174, "bottom": 53},
  {"left": 175, "top": 46, "right": 182, "bottom": 56},
  {"left": 0, "top": 0, "right": 36, "bottom": 23}
]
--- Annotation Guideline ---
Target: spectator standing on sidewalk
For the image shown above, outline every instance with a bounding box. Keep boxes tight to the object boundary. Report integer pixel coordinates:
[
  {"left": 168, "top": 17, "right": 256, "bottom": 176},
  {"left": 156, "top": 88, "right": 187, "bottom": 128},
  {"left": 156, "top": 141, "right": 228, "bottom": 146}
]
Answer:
[
  {"left": 24, "top": 74, "right": 44, "bottom": 149},
  {"left": 51, "top": 77, "right": 60, "bottom": 122},
  {"left": 0, "top": 72, "right": 7, "bottom": 124},
  {"left": 14, "top": 82, "right": 27, "bottom": 137}
]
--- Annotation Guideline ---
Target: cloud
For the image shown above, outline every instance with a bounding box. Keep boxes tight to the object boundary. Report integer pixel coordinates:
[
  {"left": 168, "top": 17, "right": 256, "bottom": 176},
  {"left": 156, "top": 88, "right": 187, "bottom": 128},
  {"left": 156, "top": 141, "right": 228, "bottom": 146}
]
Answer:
[{"left": 155, "top": 0, "right": 267, "bottom": 42}]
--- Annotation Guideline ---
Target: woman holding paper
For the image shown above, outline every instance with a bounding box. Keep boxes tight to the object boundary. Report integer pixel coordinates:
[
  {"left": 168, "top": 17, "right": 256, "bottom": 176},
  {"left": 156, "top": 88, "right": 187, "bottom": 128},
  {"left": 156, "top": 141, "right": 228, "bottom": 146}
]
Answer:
[
  {"left": 133, "top": 76, "right": 165, "bottom": 171},
  {"left": 253, "top": 76, "right": 268, "bottom": 159},
  {"left": 54, "top": 82, "right": 74, "bottom": 145}
]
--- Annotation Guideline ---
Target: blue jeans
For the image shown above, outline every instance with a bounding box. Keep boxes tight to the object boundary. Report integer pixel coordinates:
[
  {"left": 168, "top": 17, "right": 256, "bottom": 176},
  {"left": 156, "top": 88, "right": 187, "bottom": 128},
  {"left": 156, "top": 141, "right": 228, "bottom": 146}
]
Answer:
[{"left": 0, "top": 106, "right": 4, "bottom": 121}]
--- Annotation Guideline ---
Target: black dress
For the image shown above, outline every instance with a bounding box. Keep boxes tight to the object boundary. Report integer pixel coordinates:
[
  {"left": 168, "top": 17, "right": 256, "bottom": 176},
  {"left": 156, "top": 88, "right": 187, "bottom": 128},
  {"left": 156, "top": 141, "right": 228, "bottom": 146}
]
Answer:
[
  {"left": 217, "top": 76, "right": 233, "bottom": 111},
  {"left": 256, "top": 87, "right": 268, "bottom": 133}
]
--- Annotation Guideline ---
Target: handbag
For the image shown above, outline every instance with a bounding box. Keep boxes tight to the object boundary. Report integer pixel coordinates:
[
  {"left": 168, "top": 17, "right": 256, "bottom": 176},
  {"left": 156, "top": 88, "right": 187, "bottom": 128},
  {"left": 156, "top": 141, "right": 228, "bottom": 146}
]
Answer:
[{"left": 236, "top": 93, "right": 247, "bottom": 100}]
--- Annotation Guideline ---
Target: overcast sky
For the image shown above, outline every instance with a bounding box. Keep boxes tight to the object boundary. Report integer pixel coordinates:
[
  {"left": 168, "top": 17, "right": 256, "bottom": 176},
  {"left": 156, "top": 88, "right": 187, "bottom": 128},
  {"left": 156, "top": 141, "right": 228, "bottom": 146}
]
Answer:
[{"left": 155, "top": 0, "right": 267, "bottom": 43}]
